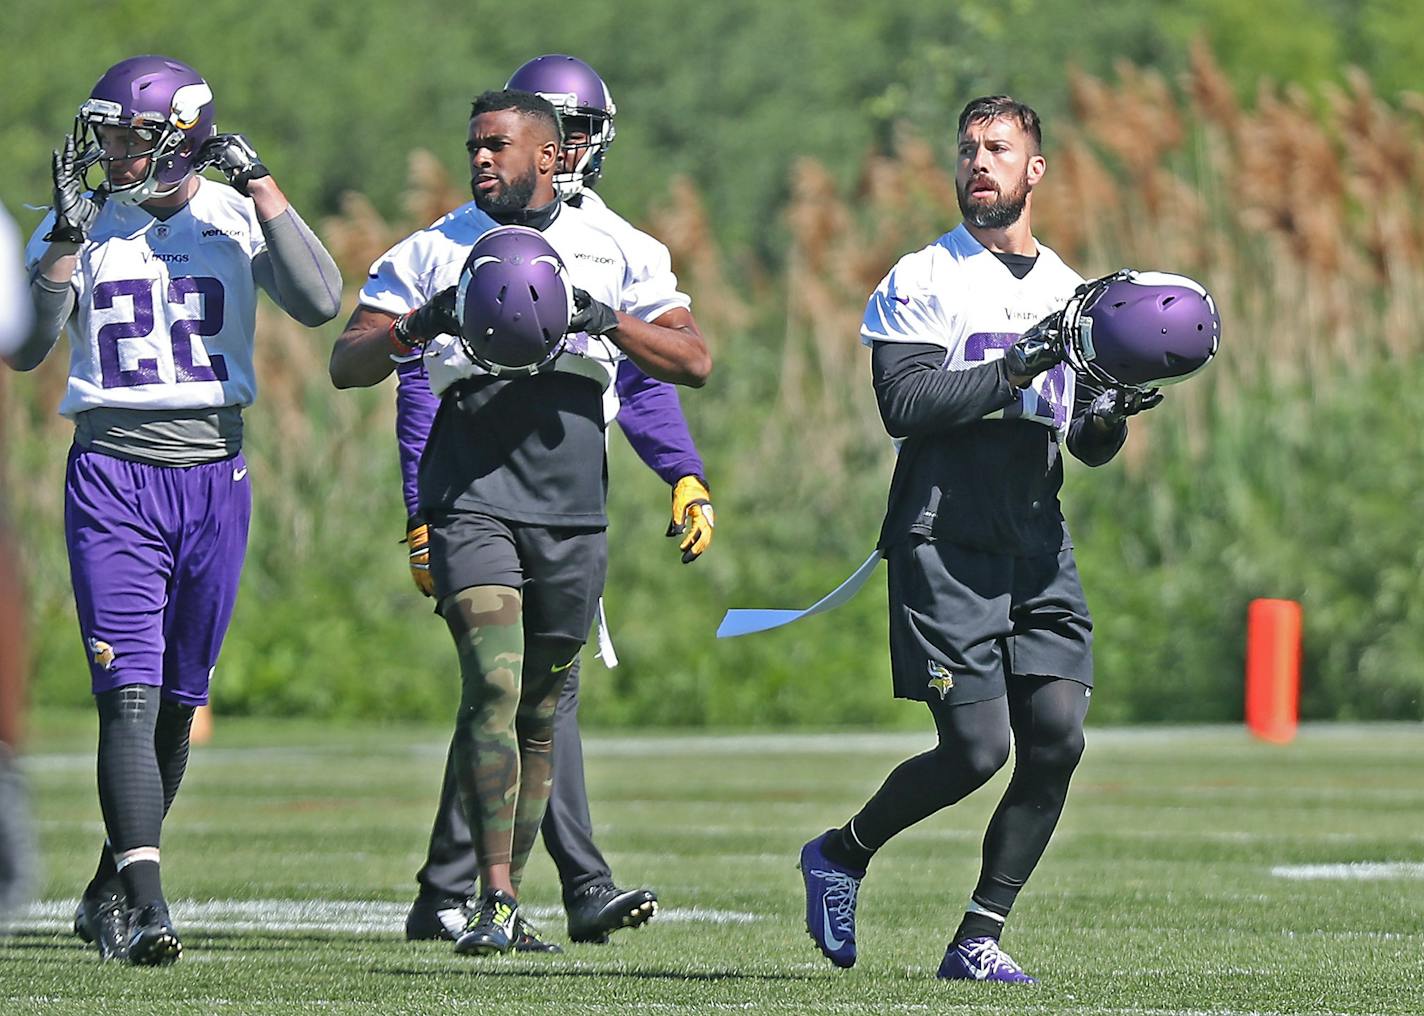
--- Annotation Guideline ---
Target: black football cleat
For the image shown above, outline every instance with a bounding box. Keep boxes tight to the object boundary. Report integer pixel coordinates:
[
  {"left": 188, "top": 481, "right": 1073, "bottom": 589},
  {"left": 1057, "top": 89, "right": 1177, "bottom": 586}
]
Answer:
[
  {"left": 512, "top": 914, "right": 563, "bottom": 954},
  {"left": 566, "top": 883, "right": 658, "bottom": 944},
  {"left": 126, "top": 903, "right": 182, "bottom": 966},
  {"left": 453, "top": 888, "right": 519, "bottom": 956},
  {"left": 404, "top": 893, "right": 474, "bottom": 942},
  {"left": 73, "top": 890, "right": 130, "bottom": 961}
]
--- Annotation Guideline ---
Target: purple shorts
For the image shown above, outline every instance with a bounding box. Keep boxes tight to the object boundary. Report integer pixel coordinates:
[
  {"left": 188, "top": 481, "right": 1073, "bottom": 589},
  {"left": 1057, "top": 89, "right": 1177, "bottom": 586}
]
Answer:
[{"left": 64, "top": 446, "right": 252, "bottom": 706}]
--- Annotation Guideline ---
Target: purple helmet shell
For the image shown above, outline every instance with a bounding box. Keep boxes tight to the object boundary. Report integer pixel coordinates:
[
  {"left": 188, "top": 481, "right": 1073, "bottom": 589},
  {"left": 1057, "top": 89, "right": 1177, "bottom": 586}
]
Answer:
[
  {"left": 1068, "top": 270, "right": 1221, "bottom": 389},
  {"left": 506, "top": 54, "right": 616, "bottom": 198},
  {"left": 77, "top": 55, "right": 216, "bottom": 204},
  {"left": 455, "top": 225, "right": 573, "bottom": 375}
]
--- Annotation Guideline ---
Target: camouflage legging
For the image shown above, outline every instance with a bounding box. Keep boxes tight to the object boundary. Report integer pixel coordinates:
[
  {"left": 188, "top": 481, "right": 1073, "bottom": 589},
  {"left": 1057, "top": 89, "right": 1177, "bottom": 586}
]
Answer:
[{"left": 443, "top": 585, "right": 578, "bottom": 886}]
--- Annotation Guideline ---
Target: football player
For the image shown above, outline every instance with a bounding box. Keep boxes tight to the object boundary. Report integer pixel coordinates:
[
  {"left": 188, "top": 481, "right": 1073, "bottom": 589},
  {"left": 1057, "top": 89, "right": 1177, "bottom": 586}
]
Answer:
[
  {"left": 8, "top": 55, "right": 342, "bottom": 964},
  {"left": 800, "top": 96, "right": 1162, "bottom": 983},
  {"left": 328, "top": 89, "right": 709, "bottom": 956},
  {"left": 0, "top": 201, "right": 37, "bottom": 920},
  {"left": 399, "top": 55, "right": 712, "bottom": 949}
]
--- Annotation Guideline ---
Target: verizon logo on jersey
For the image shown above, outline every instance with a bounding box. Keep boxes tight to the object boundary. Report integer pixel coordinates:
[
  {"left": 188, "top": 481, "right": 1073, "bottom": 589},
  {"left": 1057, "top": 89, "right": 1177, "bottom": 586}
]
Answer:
[
  {"left": 201, "top": 227, "right": 243, "bottom": 239},
  {"left": 573, "top": 252, "right": 617, "bottom": 264}
]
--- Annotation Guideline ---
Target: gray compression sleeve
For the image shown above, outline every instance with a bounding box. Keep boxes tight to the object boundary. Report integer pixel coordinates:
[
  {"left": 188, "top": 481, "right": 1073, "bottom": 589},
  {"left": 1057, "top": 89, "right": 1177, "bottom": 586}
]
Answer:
[
  {"left": 8, "top": 272, "right": 73, "bottom": 371},
  {"left": 251, "top": 208, "right": 343, "bottom": 327}
]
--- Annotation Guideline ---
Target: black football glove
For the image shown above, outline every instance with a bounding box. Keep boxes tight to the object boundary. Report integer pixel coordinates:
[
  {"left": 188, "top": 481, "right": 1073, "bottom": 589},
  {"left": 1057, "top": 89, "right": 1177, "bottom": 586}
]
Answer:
[
  {"left": 392, "top": 286, "right": 459, "bottom": 349},
  {"left": 42, "top": 135, "right": 106, "bottom": 244},
  {"left": 1087, "top": 386, "right": 1164, "bottom": 428},
  {"left": 569, "top": 287, "right": 619, "bottom": 336},
  {"left": 1003, "top": 310, "right": 1066, "bottom": 381},
  {"left": 199, "top": 133, "right": 271, "bottom": 196}
]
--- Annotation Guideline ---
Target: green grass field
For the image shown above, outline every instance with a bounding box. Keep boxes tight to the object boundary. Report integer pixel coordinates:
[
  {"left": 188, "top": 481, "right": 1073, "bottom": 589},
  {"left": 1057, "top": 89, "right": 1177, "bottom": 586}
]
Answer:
[{"left": 3, "top": 716, "right": 1422, "bottom": 1014}]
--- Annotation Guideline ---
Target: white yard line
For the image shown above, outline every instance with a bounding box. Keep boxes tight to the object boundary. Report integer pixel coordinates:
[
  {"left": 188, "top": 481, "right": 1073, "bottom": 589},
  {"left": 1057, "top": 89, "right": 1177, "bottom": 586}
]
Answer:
[
  {"left": 7, "top": 897, "right": 759, "bottom": 935},
  {"left": 1270, "top": 861, "right": 1424, "bottom": 880}
]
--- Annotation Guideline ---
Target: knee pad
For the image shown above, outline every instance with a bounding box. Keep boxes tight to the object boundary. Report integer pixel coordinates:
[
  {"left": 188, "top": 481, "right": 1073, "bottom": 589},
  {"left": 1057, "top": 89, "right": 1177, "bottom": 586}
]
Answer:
[
  {"left": 96, "top": 685, "right": 159, "bottom": 730},
  {"left": 1025, "top": 726, "right": 1086, "bottom": 774},
  {"left": 517, "top": 637, "right": 583, "bottom": 728}
]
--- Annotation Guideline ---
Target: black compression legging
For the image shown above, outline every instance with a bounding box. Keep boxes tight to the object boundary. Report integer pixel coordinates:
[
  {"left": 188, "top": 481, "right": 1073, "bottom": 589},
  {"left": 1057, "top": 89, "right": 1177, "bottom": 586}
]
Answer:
[
  {"left": 851, "top": 676, "right": 1089, "bottom": 919},
  {"left": 89, "top": 686, "right": 195, "bottom": 897}
]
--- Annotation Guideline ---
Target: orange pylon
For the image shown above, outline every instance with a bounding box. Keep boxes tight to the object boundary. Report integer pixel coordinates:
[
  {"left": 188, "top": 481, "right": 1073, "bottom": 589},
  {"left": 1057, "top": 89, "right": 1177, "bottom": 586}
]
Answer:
[{"left": 1245, "top": 598, "right": 1301, "bottom": 743}]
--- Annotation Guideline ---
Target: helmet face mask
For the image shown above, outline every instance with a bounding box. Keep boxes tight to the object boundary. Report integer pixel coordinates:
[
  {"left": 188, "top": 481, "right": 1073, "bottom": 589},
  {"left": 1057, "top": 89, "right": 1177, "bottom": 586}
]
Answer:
[
  {"left": 455, "top": 225, "right": 573, "bottom": 376},
  {"left": 555, "top": 111, "right": 615, "bottom": 197},
  {"left": 506, "top": 55, "right": 617, "bottom": 199},
  {"left": 1062, "top": 269, "right": 1222, "bottom": 391},
  {"left": 75, "top": 56, "right": 216, "bottom": 205}
]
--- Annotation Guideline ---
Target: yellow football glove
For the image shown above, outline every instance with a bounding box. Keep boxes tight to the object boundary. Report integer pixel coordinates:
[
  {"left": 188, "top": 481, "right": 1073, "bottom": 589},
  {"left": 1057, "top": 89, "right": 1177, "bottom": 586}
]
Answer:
[
  {"left": 405, "top": 515, "right": 434, "bottom": 597},
  {"left": 667, "top": 475, "right": 715, "bottom": 564}
]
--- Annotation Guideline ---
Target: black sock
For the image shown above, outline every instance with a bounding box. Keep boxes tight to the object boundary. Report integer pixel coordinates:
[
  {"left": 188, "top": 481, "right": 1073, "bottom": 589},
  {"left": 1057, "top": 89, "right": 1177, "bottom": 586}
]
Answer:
[
  {"left": 821, "top": 822, "right": 873, "bottom": 871},
  {"left": 954, "top": 908, "right": 1006, "bottom": 943},
  {"left": 119, "top": 859, "right": 164, "bottom": 911}
]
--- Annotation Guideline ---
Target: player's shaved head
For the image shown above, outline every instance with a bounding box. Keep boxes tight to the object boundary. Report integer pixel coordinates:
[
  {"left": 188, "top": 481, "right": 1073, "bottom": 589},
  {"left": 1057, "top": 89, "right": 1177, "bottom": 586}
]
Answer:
[
  {"left": 958, "top": 96, "right": 1042, "bottom": 154},
  {"left": 470, "top": 89, "right": 562, "bottom": 147}
]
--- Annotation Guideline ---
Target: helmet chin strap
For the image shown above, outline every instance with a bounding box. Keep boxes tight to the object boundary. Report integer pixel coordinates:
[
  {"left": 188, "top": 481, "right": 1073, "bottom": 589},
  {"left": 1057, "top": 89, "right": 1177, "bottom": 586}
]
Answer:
[{"left": 106, "top": 174, "right": 184, "bottom": 206}]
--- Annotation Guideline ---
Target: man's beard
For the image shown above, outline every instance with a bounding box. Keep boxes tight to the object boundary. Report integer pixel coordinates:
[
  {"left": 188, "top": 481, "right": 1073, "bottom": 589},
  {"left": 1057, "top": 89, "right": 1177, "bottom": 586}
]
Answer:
[
  {"left": 957, "top": 172, "right": 1029, "bottom": 230},
  {"left": 472, "top": 167, "right": 538, "bottom": 217}
]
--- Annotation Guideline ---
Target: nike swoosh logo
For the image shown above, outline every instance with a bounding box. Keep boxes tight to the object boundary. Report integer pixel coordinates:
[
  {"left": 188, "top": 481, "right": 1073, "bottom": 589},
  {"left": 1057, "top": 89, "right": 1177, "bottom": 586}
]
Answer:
[
  {"left": 892, "top": 295, "right": 910, "bottom": 305},
  {"left": 820, "top": 897, "right": 845, "bottom": 951},
  {"left": 233, "top": 467, "right": 248, "bottom": 481}
]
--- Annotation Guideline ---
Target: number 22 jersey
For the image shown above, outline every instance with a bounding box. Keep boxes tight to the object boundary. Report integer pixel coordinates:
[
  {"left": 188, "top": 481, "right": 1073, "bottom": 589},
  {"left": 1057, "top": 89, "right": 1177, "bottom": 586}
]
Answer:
[{"left": 26, "top": 178, "right": 266, "bottom": 420}]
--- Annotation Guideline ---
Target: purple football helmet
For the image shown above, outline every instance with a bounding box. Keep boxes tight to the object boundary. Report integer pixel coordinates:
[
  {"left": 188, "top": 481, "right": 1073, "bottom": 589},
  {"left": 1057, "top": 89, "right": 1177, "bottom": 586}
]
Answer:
[
  {"left": 506, "top": 54, "right": 616, "bottom": 198},
  {"left": 455, "top": 225, "right": 573, "bottom": 375},
  {"left": 1063, "top": 270, "right": 1221, "bottom": 390},
  {"left": 75, "top": 55, "right": 216, "bottom": 205}
]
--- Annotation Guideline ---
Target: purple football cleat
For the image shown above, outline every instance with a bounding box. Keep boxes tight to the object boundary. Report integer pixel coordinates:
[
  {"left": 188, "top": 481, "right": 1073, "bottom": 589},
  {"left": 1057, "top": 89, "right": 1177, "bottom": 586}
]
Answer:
[
  {"left": 937, "top": 936, "right": 1037, "bottom": 983},
  {"left": 798, "top": 830, "right": 864, "bottom": 969}
]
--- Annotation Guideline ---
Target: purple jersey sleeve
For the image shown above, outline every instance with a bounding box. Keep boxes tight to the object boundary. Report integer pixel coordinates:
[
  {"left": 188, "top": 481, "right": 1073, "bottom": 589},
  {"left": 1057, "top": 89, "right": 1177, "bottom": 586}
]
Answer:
[
  {"left": 614, "top": 360, "right": 705, "bottom": 485},
  {"left": 395, "top": 358, "right": 440, "bottom": 518}
]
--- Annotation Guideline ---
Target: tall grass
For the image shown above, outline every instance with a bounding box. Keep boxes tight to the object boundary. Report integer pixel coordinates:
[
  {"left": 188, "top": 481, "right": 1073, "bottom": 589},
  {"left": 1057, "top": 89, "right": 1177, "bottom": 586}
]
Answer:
[{"left": 7, "top": 48, "right": 1422, "bottom": 723}]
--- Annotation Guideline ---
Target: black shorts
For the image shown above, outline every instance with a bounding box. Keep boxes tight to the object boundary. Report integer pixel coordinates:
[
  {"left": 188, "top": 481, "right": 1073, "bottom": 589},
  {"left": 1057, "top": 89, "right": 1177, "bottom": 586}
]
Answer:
[
  {"left": 428, "top": 510, "right": 608, "bottom": 643},
  {"left": 886, "top": 535, "right": 1093, "bottom": 705}
]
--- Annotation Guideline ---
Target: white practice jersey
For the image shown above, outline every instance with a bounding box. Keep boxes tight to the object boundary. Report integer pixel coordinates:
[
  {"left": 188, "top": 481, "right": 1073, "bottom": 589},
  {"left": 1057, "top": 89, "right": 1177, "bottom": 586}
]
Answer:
[
  {"left": 361, "top": 198, "right": 690, "bottom": 412},
  {"left": 861, "top": 223, "right": 1083, "bottom": 432},
  {"left": 25, "top": 179, "right": 268, "bottom": 419}
]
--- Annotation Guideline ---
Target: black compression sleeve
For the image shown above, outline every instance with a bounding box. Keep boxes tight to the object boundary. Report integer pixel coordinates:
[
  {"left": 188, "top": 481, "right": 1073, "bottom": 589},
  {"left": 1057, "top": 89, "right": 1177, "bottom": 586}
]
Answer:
[
  {"left": 870, "top": 341, "right": 1018, "bottom": 438},
  {"left": 95, "top": 686, "right": 163, "bottom": 854}
]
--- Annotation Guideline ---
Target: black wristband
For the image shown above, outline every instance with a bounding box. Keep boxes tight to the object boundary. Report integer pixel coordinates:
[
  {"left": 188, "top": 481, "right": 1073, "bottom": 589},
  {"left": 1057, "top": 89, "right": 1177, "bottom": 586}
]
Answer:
[
  {"left": 42, "top": 222, "right": 86, "bottom": 245},
  {"left": 232, "top": 163, "right": 271, "bottom": 197}
]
